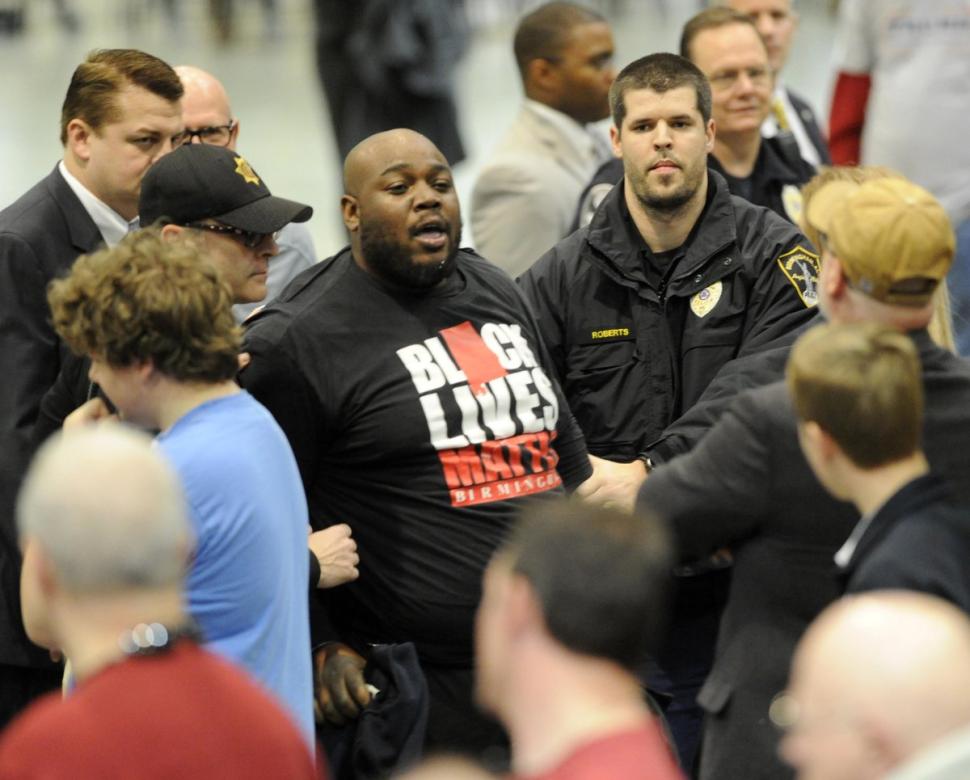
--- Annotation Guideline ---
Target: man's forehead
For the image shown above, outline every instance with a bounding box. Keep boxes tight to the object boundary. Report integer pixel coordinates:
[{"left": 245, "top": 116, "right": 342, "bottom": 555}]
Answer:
[
  {"left": 623, "top": 86, "right": 701, "bottom": 120},
  {"left": 730, "top": 0, "right": 791, "bottom": 13},
  {"left": 693, "top": 23, "right": 767, "bottom": 64},
  {"left": 110, "top": 83, "right": 182, "bottom": 125},
  {"left": 375, "top": 158, "right": 450, "bottom": 178}
]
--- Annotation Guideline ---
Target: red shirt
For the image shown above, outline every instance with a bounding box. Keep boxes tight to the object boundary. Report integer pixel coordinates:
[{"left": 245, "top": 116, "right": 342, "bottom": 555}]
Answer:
[{"left": 0, "top": 642, "right": 321, "bottom": 780}]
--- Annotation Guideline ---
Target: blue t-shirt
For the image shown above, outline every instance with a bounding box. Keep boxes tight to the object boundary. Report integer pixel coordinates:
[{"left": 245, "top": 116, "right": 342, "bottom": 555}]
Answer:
[{"left": 156, "top": 391, "right": 313, "bottom": 747}]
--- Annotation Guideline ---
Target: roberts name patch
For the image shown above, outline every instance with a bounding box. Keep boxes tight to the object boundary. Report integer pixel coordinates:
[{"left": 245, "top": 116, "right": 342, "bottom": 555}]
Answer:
[{"left": 589, "top": 327, "right": 633, "bottom": 342}]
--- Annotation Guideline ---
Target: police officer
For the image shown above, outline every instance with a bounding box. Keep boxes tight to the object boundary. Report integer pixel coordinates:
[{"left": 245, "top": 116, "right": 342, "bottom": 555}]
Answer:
[
  {"left": 522, "top": 51, "right": 819, "bottom": 769},
  {"left": 574, "top": 8, "right": 815, "bottom": 229}
]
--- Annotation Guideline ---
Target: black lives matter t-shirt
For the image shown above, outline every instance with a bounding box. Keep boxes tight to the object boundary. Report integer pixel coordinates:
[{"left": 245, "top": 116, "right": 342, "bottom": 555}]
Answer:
[{"left": 241, "top": 250, "right": 590, "bottom": 664}]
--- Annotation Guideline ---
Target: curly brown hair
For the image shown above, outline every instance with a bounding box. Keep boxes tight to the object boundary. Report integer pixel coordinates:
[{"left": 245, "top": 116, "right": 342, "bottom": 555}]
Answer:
[{"left": 48, "top": 229, "right": 241, "bottom": 383}]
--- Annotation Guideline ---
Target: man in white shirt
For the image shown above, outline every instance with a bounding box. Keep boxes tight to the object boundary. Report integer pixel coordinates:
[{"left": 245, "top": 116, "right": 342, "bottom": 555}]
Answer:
[
  {"left": 0, "top": 48, "right": 183, "bottom": 728},
  {"left": 471, "top": 2, "right": 615, "bottom": 278}
]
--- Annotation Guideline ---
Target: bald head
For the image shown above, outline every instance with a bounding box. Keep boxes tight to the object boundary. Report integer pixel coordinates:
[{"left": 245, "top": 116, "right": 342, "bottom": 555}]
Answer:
[
  {"left": 782, "top": 592, "right": 970, "bottom": 777},
  {"left": 175, "top": 65, "right": 238, "bottom": 149},
  {"left": 342, "top": 128, "right": 448, "bottom": 196},
  {"left": 17, "top": 425, "right": 192, "bottom": 593},
  {"left": 340, "top": 128, "right": 461, "bottom": 290}
]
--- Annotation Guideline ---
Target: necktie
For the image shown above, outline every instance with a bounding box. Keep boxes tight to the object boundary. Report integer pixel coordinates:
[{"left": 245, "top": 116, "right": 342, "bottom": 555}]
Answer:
[{"left": 772, "top": 96, "right": 790, "bottom": 132}]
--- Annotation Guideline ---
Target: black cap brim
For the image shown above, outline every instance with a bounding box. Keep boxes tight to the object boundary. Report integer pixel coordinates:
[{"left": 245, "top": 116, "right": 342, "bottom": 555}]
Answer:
[{"left": 216, "top": 194, "right": 313, "bottom": 234}]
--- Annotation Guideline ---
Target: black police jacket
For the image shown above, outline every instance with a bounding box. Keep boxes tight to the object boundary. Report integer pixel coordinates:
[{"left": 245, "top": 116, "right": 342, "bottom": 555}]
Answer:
[{"left": 519, "top": 170, "right": 819, "bottom": 464}]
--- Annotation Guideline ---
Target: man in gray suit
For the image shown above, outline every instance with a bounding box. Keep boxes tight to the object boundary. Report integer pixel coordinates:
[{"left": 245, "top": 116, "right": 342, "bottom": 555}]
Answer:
[{"left": 471, "top": 2, "right": 615, "bottom": 278}]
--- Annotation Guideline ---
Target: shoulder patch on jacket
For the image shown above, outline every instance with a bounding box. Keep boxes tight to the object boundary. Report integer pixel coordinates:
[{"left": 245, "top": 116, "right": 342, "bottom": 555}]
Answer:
[{"left": 776, "top": 246, "right": 820, "bottom": 308}]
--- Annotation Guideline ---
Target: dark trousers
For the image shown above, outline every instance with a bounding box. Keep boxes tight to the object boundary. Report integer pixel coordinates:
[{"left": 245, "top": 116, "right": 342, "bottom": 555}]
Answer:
[{"left": 646, "top": 567, "right": 731, "bottom": 776}]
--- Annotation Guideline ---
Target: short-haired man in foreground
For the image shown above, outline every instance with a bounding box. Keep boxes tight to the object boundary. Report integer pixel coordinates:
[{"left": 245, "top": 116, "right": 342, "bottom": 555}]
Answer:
[
  {"left": 475, "top": 501, "right": 682, "bottom": 779},
  {"left": 47, "top": 231, "right": 315, "bottom": 748},
  {"left": 638, "top": 176, "right": 969, "bottom": 778},
  {"left": 788, "top": 322, "right": 970, "bottom": 612},
  {"left": 779, "top": 592, "right": 970, "bottom": 779},
  {"left": 239, "top": 128, "right": 593, "bottom": 761},
  {"left": 0, "top": 426, "right": 317, "bottom": 779},
  {"left": 174, "top": 64, "right": 318, "bottom": 321}
]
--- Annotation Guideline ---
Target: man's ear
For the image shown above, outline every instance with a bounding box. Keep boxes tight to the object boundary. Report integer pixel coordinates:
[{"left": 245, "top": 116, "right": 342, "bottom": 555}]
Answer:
[
  {"left": 65, "top": 118, "right": 94, "bottom": 163},
  {"left": 159, "top": 223, "right": 184, "bottom": 241},
  {"left": 526, "top": 57, "right": 560, "bottom": 95},
  {"left": 341, "top": 195, "right": 360, "bottom": 233},
  {"left": 821, "top": 252, "right": 849, "bottom": 302},
  {"left": 609, "top": 123, "right": 622, "bottom": 158},
  {"left": 505, "top": 574, "right": 545, "bottom": 639},
  {"left": 134, "top": 359, "right": 159, "bottom": 385},
  {"left": 705, "top": 118, "right": 716, "bottom": 153},
  {"left": 804, "top": 420, "right": 841, "bottom": 463},
  {"left": 228, "top": 117, "right": 241, "bottom": 150}
]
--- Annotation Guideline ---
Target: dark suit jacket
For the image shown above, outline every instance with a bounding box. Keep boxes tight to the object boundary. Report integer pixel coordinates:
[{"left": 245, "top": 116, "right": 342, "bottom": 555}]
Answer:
[
  {"left": 638, "top": 329, "right": 970, "bottom": 780},
  {"left": 843, "top": 473, "right": 970, "bottom": 614},
  {"left": 0, "top": 165, "right": 102, "bottom": 668},
  {"left": 786, "top": 88, "right": 831, "bottom": 165}
]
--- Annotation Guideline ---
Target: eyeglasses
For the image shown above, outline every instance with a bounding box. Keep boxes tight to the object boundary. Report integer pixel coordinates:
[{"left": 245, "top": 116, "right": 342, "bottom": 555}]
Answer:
[
  {"left": 175, "top": 121, "right": 237, "bottom": 147},
  {"left": 184, "top": 222, "right": 278, "bottom": 248},
  {"left": 708, "top": 66, "right": 772, "bottom": 90}
]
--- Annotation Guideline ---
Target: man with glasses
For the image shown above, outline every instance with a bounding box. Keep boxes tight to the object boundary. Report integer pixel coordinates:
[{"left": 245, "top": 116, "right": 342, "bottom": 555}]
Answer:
[
  {"left": 33, "top": 143, "right": 312, "bottom": 436},
  {"left": 681, "top": 7, "right": 815, "bottom": 223},
  {"left": 175, "top": 65, "right": 318, "bottom": 321},
  {"left": 0, "top": 48, "right": 183, "bottom": 729}
]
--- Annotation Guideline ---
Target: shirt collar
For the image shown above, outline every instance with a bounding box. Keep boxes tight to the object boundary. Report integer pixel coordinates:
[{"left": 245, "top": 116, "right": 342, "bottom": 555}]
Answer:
[
  {"left": 524, "top": 99, "right": 610, "bottom": 162},
  {"left": 58, "top": 160, "right": 137, "bottom": 247}
]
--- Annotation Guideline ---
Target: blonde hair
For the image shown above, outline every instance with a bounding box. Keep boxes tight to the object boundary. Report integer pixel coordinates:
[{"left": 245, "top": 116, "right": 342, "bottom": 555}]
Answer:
[{"left": 787, "top": 322, "right": 922, "bottom": 468}]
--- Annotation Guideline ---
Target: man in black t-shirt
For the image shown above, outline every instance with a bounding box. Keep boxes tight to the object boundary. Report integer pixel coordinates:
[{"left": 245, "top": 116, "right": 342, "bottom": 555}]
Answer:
[{"left": 239, "top": 128, "right": 591, "bottom": 763}]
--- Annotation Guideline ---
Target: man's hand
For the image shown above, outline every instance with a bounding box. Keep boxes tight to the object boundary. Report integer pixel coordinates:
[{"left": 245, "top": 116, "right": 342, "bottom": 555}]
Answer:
[
  {"left": 314, "top": 642, "right": 372, "bottom": 726},
  {"left": 63, "top": 397, "right": 116, "bottom": 431},
  {"left": 308, "top": 524, "right": 360, "bottom": 589},
  {"left": 575, "top": 454, "right": 649, "bottom": 513}
]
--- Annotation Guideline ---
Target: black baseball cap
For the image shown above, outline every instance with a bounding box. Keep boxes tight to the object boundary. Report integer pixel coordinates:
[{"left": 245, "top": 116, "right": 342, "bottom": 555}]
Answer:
[{"left": 139, "top": 144, "right": 313, "bottom": 233}]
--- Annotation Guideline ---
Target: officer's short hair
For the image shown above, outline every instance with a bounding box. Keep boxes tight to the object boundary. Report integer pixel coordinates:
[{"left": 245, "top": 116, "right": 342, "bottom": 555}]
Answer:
[
  {"left": 680, "top": 7, "right": 761, "bottom": 62},
  {"left": 60, "top": 49, "right": 183, "bottom": 145},
  {"left": 609, "top": 53, "right": 712, "bottom": 130},
  {"left": 501, "top": 500, "right": 673, "bottom": 670},
  {"left": 513, "top": 2, "right": 605, "bottom": 81},
  {"left": 787, "top": 322, "right": 923, "bottom": 468}
]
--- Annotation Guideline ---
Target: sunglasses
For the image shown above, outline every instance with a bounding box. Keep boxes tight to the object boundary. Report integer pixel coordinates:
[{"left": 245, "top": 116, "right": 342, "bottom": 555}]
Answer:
[{"left": 184, "top": 222, "right": 278, "bottom": 249}]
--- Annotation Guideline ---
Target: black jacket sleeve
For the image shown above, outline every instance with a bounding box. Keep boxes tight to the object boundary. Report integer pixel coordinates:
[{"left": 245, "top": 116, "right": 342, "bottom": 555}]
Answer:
[
  {"left": 648, "top": 232, "right": 820, "bottom": 464},
  {"left": 639, "top": 387, "right": 776, "bottom": 561}
]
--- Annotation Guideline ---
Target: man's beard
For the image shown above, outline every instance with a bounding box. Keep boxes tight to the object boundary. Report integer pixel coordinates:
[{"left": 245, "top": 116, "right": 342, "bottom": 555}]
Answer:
[
  {"left": 360, "top": 220, "right": 461, "bottom": 290},
  {"left": 628, "top": 158, "right": 702, "bottom": 214}
]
